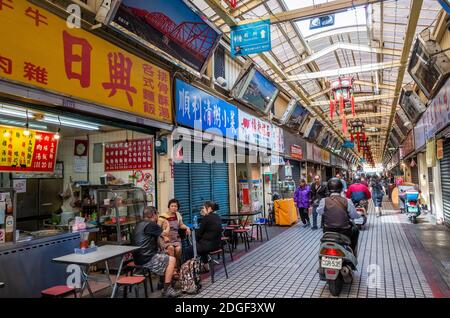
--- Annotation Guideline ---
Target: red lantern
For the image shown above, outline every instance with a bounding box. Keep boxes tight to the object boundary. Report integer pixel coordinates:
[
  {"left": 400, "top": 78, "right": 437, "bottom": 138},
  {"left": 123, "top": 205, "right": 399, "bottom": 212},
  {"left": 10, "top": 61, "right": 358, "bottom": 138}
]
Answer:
[{"left": 330, "top": 77, "right": 356, "bottom": 132}]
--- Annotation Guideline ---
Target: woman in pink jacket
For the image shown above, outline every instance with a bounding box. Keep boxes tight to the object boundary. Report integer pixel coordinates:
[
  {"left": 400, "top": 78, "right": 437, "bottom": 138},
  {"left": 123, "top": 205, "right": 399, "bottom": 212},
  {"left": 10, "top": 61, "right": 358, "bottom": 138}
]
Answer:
[{"left": 294, "top": 179, "right": 311, "bottom": 228}]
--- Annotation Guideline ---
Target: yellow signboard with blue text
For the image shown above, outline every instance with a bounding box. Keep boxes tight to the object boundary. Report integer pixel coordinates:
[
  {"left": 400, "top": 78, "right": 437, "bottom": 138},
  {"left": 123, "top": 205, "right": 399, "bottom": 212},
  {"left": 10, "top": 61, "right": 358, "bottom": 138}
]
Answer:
[{"left": 0, "top": 1, "right": 172, "bottom": 123}]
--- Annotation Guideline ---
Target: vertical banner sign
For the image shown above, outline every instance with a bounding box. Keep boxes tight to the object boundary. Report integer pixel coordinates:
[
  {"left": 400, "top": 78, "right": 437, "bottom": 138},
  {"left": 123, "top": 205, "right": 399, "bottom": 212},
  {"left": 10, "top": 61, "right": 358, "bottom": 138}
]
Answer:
[
  {"left": 0, "top": 0, "right": 172, "bottom": 123},
  {"left": 436, "top": 139, "right": 444, "bottom": 160},
  {"left": 0, "top": 126, "right": 58, "bottom": 172},
  {"left": 105, "top": 138, "right": 153, "bottom": 171},
  {"left": 230, "top": 19, "right": 271, "bottom": 57}
]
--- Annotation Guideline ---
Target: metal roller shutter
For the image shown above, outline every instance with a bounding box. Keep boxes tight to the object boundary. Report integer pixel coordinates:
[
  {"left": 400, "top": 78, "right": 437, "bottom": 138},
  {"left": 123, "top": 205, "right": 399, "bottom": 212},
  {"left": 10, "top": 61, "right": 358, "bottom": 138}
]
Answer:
[
  {"left": 440, "top": 139, "right": 450, "bottom": 226},
  {"left": 174, "top": 142, "right": 229, "bottom": 223},
  {"left": 212, "top": 163, "right": 230, "bottom": 218},
  {"left": 174, "top": 163, "right": 191, "bottom": 222}
]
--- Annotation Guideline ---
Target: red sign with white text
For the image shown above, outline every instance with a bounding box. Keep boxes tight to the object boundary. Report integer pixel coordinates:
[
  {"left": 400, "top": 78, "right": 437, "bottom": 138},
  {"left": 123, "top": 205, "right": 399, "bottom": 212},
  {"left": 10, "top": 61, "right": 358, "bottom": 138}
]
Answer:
[{"left": 105, "top": 138, "right": 153, "bottom": 171}]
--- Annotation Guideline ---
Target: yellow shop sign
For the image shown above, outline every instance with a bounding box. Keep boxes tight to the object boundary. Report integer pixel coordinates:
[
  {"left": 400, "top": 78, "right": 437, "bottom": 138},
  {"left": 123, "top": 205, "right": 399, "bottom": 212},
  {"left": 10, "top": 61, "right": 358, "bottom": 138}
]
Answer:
[{"left": 0, "top": 1, "right": 172, "bottom": 123}]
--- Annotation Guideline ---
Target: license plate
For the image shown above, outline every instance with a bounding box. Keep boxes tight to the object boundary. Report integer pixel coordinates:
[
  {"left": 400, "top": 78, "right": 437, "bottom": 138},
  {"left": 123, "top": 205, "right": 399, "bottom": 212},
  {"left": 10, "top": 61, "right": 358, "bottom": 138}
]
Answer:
[
  {"left": 354, "top": 218, "right": 364, "bottom": 225},
  {"left": 321, "top": 256, "right": 342, "bottom": 270}
]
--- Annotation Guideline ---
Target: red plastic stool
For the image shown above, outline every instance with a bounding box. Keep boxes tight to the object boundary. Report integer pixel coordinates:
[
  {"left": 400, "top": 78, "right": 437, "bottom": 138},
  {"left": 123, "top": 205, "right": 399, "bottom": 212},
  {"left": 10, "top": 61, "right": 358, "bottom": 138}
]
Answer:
[
  {"left": 41, "top": 285, "right": 77, "bottom": 298},
  {"left": 116, "top": 276, "right": 148, "bottom": 298}
]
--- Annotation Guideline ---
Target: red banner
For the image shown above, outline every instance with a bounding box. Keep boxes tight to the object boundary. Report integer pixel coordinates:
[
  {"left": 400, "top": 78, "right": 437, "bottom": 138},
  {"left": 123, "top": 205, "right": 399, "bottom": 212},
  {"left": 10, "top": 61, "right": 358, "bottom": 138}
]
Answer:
[
  {"left": 0, "top": 129, "right": 58, "bottom": 172},
  {"left": 105, "top": 138, "right": 153, "bottom": 171}
]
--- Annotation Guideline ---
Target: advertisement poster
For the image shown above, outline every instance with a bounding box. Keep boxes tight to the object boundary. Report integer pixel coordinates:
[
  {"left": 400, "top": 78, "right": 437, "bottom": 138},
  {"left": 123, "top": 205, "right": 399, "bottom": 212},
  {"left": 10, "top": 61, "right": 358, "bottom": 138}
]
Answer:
[
  {"left": 12, "top": 179, "right": 26, "bottom": 194},
  {"left": 271, "top": 126, "right": 285, "bottom": 154},
  {"left": 105, "top": 138, "right": 153, "bottom": 171},
  {"left": 0, "top": 126, "right": 58, "bottom": 173},
  {"left": 111, "top": 0, "right": 221, "bottom": 73}
]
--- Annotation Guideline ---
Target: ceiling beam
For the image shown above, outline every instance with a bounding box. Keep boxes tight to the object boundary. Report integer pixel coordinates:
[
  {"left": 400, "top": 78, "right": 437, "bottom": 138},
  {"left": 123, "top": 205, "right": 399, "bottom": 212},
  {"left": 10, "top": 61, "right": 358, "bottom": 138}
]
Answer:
[
  {"left": 354, "top": 80, "right": 396, "bottom": 91},
  {"left": 284, "top": 43, "right": 402, "bottom": 73},
  {"left": 311, "top": 94, "right": 394, "bottom": 106},
  {"left": 240, "top": 0, "right": 384, "bottom": 25},
  {"left": 287, "top": 61, "right": 402, "bottom": 81},
  {"left": 383, "top": 0, "right": 423, "bottom": 157},
  {"left": 202, "top": 0, "right": 361, "bottom": 160},
  {"left": 306, "top": 25, "right": 367, "bottom": 42}
]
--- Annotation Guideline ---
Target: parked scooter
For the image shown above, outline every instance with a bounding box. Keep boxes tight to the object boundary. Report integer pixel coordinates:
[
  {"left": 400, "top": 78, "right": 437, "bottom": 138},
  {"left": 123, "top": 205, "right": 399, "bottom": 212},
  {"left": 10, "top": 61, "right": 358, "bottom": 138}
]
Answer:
[
  {"left": 404, "top": 191, "right": 421, "bottom": 224},
  {"left": 318, "top": 231, "right": 358, "bottom": 296}
]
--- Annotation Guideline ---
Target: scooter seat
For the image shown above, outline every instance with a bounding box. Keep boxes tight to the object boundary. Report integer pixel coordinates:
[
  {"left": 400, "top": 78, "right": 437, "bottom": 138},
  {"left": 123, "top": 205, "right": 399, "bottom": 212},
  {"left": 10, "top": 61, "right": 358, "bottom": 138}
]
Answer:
[{"left": 321, "top": 232, "right": 351, "bottom": 246}]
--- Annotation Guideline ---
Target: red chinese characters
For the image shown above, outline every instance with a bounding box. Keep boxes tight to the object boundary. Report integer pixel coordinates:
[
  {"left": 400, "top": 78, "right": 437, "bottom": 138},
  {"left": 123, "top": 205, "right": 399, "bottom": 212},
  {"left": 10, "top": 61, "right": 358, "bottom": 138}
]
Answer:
[
  {"left": 25, "top": 6, "right": 48, "bottom": 27},
  {"left": 157, "top": 69, "right": 170, "bottom": 119},
  {"left": 142, "top": 64, "right": 155, "bottom": 115},
  {"left": 0, "top": 0, "right": 13, "bottom": 11},
  {"left": 63, "top": 31, "right": 92, "bottom": 88},
  {"left": 0, "top": 55, "right": 12, "bottom": 75},
  {"left": 102, "top": 52, "right": 137, "bottom": 107},
  {"left": 23, "top": 62, "right": 48, "bottom": 84},
  {"left": 104, "top": 139, "right": 153, "bottom": 171}
]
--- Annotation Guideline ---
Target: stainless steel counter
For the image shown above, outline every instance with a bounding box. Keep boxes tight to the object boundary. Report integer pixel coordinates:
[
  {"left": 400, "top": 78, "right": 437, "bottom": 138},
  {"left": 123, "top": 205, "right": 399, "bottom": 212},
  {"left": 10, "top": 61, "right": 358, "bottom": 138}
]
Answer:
[{"left": 0, "top": 231, "right": 80, "bottom": 297}]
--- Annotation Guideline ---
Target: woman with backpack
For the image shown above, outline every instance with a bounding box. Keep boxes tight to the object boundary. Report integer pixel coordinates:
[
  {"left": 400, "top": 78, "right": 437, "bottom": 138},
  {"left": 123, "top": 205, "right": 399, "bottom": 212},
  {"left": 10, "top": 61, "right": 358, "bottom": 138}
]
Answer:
[{"left": 371, "top": 176, "right": 385, "bottom": 217}]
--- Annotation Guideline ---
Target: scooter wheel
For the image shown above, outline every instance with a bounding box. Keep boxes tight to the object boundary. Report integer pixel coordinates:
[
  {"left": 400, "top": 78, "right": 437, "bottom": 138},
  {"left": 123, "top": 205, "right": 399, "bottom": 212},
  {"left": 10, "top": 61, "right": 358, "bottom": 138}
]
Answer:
[{"left": 328, "top": 275, "right": 344, "bottom": 296}]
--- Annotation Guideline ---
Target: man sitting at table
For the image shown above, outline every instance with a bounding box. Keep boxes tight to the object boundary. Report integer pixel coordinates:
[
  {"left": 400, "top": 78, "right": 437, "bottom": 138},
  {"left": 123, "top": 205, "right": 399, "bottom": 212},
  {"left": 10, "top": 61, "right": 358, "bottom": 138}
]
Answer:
[{"left": 132, "top": 206, "right": 181, "bottom": 298}]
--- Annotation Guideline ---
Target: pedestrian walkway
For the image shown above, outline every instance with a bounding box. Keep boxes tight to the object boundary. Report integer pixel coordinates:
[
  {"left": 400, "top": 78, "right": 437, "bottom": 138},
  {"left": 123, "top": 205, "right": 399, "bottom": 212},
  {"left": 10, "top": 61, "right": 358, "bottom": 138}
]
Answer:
[{"left": 187, "top": 201, "right": 442, "bottom": 298}]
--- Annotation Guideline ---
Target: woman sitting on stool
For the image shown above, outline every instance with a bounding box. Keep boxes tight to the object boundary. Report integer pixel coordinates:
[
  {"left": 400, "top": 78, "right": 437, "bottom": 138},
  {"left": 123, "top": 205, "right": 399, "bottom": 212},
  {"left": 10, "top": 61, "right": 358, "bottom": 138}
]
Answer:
[{"left": 189, "top": 201, "right": 222, "bottom": 272}]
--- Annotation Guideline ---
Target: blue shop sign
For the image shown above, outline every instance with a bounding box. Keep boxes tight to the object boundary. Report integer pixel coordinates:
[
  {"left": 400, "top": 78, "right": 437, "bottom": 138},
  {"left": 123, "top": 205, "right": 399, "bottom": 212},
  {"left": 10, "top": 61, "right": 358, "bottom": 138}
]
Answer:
[
  {"left": 175, "top": 79, "right": 239, "bottom": 139},
  {"left": 342, "top": 140, "right": 355, "bottom": 149},
  {"left": 230, "top": 19, "right": 271, "bottom": 57}
]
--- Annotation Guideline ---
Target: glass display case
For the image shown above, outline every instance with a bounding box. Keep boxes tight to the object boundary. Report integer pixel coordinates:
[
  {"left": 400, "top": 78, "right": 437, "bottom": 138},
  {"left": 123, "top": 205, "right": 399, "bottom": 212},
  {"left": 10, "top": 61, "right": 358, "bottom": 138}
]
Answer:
[{"left": 96, "top": 187, "right": 146, "bottom": 244}]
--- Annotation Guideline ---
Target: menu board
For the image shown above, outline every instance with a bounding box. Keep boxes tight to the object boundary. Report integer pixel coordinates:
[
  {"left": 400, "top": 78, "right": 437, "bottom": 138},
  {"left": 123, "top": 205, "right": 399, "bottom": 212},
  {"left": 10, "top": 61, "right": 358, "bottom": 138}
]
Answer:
[
  {"left": 105, "top": 138, "right": 153, "bottom": 171},
  {"left": 0, "top": 126, "right": 58, "bottom": 172}
]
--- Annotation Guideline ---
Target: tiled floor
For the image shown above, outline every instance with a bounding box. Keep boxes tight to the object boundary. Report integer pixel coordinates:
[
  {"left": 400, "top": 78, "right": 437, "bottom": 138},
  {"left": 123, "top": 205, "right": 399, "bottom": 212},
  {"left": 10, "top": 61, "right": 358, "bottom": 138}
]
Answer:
[
  {"left": 186, "top": 201, "right": 439, "bottom": 298},
  {"left": 87, "top": 201, "right": 448, "bottom": 298}
]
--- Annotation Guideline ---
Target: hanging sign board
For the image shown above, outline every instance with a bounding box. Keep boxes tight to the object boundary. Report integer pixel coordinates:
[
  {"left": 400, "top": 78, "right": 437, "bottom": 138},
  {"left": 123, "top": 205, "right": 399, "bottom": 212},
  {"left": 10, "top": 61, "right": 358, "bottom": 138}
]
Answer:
[
  {"left": 290, "top": 145, "right": 303, "bottom": 160},
  {"left": 230, "top": 19, "right": 271, "bottom": 57},
  {"left": 105, "top": 138, "right": 153, "bottom": 171},
  {"left": 342, "top": 140, "right": 354, "bottom": 149},
  {"left": 0, "top": 126, "right": 58, "bottom": 173}
]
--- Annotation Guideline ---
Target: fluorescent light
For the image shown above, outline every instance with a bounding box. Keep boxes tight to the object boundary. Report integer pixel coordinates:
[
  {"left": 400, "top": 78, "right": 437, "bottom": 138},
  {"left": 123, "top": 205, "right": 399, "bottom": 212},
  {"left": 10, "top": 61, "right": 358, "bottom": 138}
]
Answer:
[
  {"left": 0, "top": 104, "right": 100, "bottom": 130},
  {"left": 0, "top": 118, "right": 48, "bottom": 130}
]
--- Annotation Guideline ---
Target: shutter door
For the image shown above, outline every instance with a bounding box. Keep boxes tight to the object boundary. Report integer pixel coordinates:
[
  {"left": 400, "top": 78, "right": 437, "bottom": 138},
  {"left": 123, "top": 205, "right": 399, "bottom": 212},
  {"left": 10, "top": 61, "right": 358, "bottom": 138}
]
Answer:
[
  {"left": 440, "top": 139, "right": 450, "bottom": 226},
  {"left": 174, "top": 142, "right": 229, "bottom": 224},
  {"left": 174, "top": 163, "right": 191, "bottom": 223},
  {"left": 212, "top": 163, "right": 229, "bottom": 218}
]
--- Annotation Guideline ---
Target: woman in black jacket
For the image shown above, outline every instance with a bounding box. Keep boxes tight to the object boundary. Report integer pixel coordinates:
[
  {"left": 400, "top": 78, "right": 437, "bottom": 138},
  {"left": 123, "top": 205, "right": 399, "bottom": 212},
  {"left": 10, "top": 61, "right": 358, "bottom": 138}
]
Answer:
[{"left": 195, "top": 201, "right": 222, "bottom": 271}]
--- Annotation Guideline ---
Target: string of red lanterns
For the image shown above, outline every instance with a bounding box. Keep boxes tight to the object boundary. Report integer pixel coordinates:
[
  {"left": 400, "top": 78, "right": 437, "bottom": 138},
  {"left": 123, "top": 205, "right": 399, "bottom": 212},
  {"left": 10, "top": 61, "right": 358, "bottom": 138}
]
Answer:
[{"left": 329, "top": 77, "right": 356, "bottom": 134}]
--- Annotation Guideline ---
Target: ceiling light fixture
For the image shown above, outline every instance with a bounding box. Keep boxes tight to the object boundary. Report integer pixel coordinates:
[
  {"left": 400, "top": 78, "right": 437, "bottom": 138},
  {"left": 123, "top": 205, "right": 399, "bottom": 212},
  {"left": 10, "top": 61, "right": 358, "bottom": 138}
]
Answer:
[
  {"left": 23, "top": 110, "right": 30, "bottom": 136},
  {"left": 54, "top": 116, "right": 61, "bottom": 140}
]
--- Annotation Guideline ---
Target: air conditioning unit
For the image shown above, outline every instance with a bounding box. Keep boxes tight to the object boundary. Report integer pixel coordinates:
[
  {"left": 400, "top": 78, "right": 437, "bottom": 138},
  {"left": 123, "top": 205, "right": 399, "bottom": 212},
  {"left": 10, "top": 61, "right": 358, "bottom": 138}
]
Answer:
[
  {"left": 399, "top": 84, "right": 427, "bottom": 125},
  {"left": 408, "top": 28, "right": 450, "bottom": 99}
]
